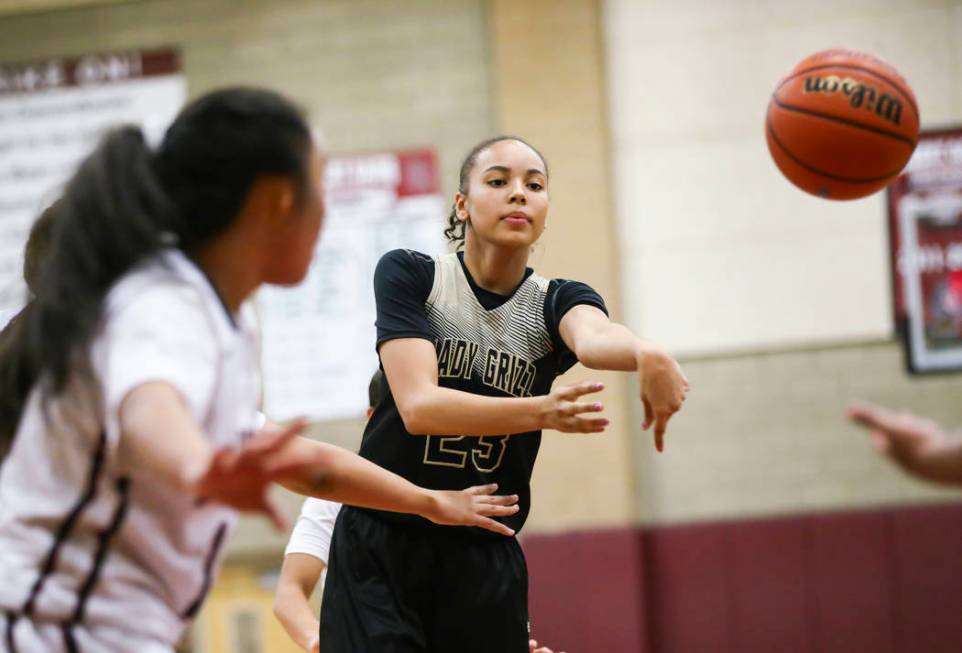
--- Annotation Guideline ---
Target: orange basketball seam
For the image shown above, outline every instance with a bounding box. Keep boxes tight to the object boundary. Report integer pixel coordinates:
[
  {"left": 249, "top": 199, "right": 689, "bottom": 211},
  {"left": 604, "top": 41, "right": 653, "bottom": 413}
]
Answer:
[
  {"left": 766, "top": 117, "right": 906, "bottom": 184},
  {"left": 775, "top": 63, "right": 918, "bottom": 117},
  {"left": 770, "top": 95, "right": 917, "bottom": 148}
]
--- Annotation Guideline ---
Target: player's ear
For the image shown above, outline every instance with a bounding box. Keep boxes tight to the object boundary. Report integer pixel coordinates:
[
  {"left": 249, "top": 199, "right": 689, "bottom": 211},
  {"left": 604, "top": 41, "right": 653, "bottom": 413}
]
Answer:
[{"left": 366, "top": 407, "right": 374, "bottom": 419}]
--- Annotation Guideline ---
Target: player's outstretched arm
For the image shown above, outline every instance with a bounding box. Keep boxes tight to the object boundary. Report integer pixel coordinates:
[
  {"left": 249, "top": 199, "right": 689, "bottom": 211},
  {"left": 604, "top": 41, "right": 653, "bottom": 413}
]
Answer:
[
  {"left": 118, "top": 381, "right": 304, "bottom": 529},
  {"left": 380, "top": 338, "right": 609, "bottom": 436},
  {"left": 271, "top": 436, "right": 519, "bottom": 536},
  {"left": 273, "top": 553, "right": 324, "bottom": 653},
  {"left": 558, "top": 304, "right": 689, "bottom": 451},
  {"left": 848, "top": 402, "right": 962, "bottom": 485}
]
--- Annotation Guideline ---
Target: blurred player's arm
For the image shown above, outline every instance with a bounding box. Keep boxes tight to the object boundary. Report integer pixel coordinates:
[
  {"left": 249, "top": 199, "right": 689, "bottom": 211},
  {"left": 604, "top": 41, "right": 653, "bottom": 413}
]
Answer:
[
  {"left": 379, "top": 338, "right": 608, "bottom": 435},
  {"left": 269, "top": 435, "right": 518, "bottom": 536},
  {"left": 273, "top": 553, "right": 323, "bottom": 653},
  {"left": 118, "top": 382, "right": 304, "bottom": 528},
  {"left": 848, "top": 402, "right": 962, "bottom": 485},
  {"left": 558, "top": 304, "right": 689, "bottom": 451}
]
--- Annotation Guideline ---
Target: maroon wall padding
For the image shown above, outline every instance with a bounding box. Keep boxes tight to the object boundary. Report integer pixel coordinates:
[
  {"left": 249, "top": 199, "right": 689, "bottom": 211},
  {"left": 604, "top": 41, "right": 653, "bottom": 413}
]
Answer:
[
  {"left": 523, "top": 529, "right": 649, "bottom": 653},
  {"left": 889, "top": 505, "right": 962, "bottom": 653},
  {"left": 523, "top": 502, "right": 962, "bottom": 653}
]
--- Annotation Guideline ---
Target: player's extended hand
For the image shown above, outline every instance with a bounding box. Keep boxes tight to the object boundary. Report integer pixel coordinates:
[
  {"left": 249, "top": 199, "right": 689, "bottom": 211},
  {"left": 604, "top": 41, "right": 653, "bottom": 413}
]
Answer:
[
  {"left": 539, "top": 381, "right": 608, "bottom": 434},
  {"left": 530, "top": 639, "right": 565, "bottom": 653},
  {"left": 422, "top": 483, "right": 520, "bottom": 536},
  {"left": 637, "top": 345, "right": 689, "bottom": 452},
  {"left": 194, "top": 418, "right": 308, "bottom": 530},
  {"left": 847, "top": 402, "right": 962, "bottom": 485}
]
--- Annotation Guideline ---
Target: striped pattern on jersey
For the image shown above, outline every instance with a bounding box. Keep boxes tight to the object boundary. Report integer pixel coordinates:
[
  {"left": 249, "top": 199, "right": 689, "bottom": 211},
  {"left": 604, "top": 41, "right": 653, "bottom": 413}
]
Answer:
[{"left": 425, "top": 253, "right": 552, "bottom": 394}]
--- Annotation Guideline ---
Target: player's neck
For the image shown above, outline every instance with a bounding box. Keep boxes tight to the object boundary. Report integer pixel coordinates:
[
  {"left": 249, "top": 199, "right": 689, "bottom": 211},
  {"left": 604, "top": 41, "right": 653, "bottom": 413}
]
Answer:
[
  {"left": 462, "top": 238, "right": 529, "bottom": 295},
  {"left": 191, "top": 233, "right": 262, "bottom": 314}
]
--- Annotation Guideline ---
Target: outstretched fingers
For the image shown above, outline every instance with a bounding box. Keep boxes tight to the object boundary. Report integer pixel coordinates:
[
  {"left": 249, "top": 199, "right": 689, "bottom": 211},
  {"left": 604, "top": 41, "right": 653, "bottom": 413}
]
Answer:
[{"left": 558, "top": 381, "right": 605, "bottom": 401}]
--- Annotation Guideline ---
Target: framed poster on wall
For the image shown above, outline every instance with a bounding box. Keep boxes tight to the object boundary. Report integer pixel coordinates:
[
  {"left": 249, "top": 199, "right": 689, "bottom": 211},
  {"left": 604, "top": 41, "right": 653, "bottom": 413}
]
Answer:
[
  {"left": 887, "top": 128, "right": 962, "bottom": 373},
  {"left": 257, "top": 149, "right": 447, "bottom": 421},
  {"left": 0, "top": 48, "right": 186, "bottom": 327}
]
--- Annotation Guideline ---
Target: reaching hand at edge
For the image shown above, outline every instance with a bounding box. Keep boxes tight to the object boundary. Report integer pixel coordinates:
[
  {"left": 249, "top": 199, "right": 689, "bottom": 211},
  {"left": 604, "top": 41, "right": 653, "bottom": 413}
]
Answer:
[{"left": 847, "top": 401, "right": 962, "bottom": 486}]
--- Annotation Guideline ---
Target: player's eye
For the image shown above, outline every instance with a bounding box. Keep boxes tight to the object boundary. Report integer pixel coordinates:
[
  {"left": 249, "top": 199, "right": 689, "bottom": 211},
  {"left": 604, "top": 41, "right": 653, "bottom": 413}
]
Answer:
[
  {"left": 487, "top": 178, "right": 506, "bottom": 187},
  {"left": 527, "top": 182, "right": 544, "bottom": 191}
]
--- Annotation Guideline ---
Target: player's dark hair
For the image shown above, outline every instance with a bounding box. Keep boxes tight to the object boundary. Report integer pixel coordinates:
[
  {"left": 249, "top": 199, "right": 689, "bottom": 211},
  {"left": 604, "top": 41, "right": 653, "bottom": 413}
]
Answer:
[
  {"left": 443, "top": 135, "right": 549, "bottom": 249},
  {"left": 368, "top": 369, "right": 387, "bottom": 409},
  {"left": 0, "top": 87, "right": 313, "bottom": 450}
]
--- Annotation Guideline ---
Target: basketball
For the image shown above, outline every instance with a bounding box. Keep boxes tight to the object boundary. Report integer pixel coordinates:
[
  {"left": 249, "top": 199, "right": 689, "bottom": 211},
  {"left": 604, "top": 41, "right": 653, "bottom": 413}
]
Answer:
[{"left": 765, "top": 48, "right": 920, "bottom": 200}]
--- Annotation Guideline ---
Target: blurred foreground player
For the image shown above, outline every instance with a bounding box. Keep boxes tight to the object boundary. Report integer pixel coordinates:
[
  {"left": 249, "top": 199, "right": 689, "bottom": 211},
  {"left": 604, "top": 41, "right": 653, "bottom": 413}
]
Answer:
[{"left": 0, "top": 88, "right": 517, "bottom": 653}]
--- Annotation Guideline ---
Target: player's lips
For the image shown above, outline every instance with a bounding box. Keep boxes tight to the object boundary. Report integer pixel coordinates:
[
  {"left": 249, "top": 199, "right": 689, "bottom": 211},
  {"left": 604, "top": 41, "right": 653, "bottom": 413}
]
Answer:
[{"left": 501, "top": 212, "right": 532, "bottom": 224}]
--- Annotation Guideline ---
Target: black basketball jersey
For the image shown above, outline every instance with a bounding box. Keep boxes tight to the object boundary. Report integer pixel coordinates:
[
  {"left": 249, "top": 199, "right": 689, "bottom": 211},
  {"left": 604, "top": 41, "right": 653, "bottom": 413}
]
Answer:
[{"left": 358, "top": 249, "right": 607, "bottom": 535}]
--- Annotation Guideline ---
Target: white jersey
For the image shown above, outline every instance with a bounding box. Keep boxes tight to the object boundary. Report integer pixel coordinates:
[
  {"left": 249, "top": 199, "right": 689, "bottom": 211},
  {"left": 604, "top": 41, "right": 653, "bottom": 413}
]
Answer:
[
  {"left": 284, "top": 498, "right": 341, "bottom": 589},
  {"left": 0, "top": 249, "right": 260, "bottom": 651}
]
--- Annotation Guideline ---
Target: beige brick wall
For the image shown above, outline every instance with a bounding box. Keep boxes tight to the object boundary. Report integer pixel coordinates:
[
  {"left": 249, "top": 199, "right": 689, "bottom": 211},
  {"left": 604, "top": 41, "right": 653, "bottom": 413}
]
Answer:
[{"left": 637, "top": 341, "right": 962, "bottom": 524}]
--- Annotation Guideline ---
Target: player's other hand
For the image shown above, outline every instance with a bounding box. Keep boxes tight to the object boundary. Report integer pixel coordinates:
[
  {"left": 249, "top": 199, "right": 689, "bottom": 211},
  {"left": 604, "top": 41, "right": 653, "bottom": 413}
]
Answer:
[
  {"left": 539, "top": 380, "right": 608, "bottom": 434},
  {"left": 637, "top": 344, "right": 689, "bottom": 453},
  {"left": 423, "top": 483, "right": 519, "bottom": 536},
  {"left": 194, "top": 418, "right": 308, "bottom": 530},
  {"left": 530, "top": 639, "right": 565, "bottom": 653},
  {"left": 848, "top": 402, "right": 962, "bottom": 486}
]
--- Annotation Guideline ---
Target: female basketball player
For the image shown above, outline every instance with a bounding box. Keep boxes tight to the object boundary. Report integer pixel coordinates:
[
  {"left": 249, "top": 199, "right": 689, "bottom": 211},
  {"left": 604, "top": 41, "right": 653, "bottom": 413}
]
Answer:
[
  {"left": 0, "top": 89, "right": 517, "bottom": 653},
  {"left": 319, "top": 136, "right": 689, "bottom": 652}
]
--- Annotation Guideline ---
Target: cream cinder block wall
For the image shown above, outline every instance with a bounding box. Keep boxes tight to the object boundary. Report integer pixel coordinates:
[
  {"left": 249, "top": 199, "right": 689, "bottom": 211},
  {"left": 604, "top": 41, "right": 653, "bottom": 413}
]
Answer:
[
  {"left": 636, "top": 341, "right": 962, "bottom": 523},
  {"left": 605, "top": 0, "right": 960, "bottom": 355},
  {"left": 0, "top": 0, "right": 494, "bottom": 555},
  {"left": 489, "top": 0, "right": 640, "bottom": 532},
  {"left": 604, "top": 0, "right": 962, "bottom": 523}
]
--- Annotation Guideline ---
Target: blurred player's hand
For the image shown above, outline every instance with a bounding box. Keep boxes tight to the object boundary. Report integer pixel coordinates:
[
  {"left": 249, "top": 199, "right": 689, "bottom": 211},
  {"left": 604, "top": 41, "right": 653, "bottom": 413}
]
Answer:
[
  {"left": 539, "top": 381, "right": 608, "bottom": 434},
  {"left": 638, "top": 345, "right": 689, "bottom": 452},
  {"left": 195, "top": 418, "right": 308, "bottom": 530},
  {"left": 423, "top": 483, "right": 519, "bottom": 536},
  {"left": 848, "top": 402, "right": 962, "bottom": 485},
  {"left": 530, "top": 639, "right": 565, "bottom": 653}
]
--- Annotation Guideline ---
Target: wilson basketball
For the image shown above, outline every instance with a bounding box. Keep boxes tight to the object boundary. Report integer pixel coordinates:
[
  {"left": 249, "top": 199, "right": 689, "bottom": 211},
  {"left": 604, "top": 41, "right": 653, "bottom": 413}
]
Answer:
[{"left": 766, "top": 48, "right": 920, "bottom": 200}]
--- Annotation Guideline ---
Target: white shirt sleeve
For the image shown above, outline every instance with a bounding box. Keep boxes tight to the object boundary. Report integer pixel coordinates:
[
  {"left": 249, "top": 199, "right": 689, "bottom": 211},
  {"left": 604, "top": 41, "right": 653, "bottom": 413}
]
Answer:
[
  {"left": 284, "top": 498, "right": 342, "bottom": 563},
  {"left": 95, "top": 282, "right": 218, "bottom": 448}
]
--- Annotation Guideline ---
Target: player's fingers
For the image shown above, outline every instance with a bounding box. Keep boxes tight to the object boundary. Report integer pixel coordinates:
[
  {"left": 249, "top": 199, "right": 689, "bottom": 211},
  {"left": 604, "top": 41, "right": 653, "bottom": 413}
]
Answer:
[
  {"left": 476, "top": 503, "right": 520, "bottom": 517},
  {"left": 869, "top": 430, "right": 891, "bottom": 453},
  {"left": 654, "top": 414, "right": 670, "bottom": 452},
  {"left": 642, "top": 397, "right": 653, "bottom": 431},
  {"left": 559, "top": 381, "right": 604, "bottom": 401},
  {"left": 473, "top": 515, "right": 515, "bottom": 537},
  {"left": 263, "top": 495, "right": 289, "bottom": 532},
  {"left": 249, "top": 417, "right": 308, "bottom": 454},
  {"left": 847, "top": 402, "right": 890, "bottom": 431},
  {"left": 577, "top": 417, "right": 609, "bottom": 433},
  {"left": 477, "top": 493, "right": 519, "bottom": 506},
  {"left": 562, "top": 400, "right": 604, "bottom": 417},
  {"left": 465, "top": 483, "right": 499, "bottom": 496}
]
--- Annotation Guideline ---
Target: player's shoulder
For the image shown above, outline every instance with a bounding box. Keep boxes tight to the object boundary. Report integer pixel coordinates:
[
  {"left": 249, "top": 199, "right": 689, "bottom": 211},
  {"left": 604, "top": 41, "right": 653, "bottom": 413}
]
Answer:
[
  {"left": 104, "top": 251, "right": 213, "bottom": 329},
  {"left": 378, "top": 248, "right": 436, "bottom": 269}
]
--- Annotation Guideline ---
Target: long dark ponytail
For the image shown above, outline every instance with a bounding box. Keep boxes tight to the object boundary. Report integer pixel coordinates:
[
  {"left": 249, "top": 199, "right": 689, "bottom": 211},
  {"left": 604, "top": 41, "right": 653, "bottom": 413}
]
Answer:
[{"left": 0, "top": 87, "right": 313, "bottom": 449}]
